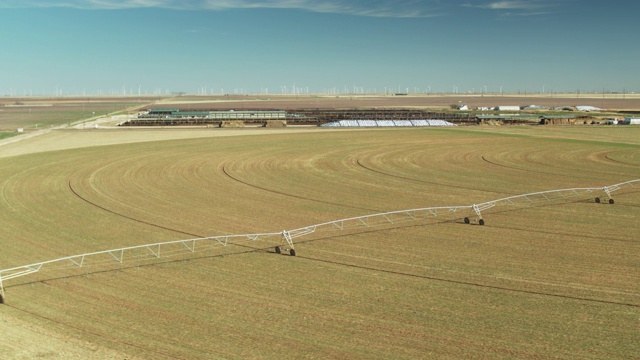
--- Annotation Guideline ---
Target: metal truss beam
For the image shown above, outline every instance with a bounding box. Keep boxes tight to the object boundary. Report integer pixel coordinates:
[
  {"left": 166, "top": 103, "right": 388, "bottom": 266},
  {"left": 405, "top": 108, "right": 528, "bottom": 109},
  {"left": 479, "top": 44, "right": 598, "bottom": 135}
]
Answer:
[{"left": 1, "top": 179, "right": 638, "bottom": 301}]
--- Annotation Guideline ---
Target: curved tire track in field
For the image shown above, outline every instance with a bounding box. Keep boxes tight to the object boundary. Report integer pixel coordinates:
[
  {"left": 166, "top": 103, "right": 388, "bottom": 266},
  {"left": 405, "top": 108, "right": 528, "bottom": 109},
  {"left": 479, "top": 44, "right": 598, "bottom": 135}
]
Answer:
[
  {"left": 221, "top": 162, "right": 381, "bottom": 213},
  {"left": 615, "top": 202, "right": 640, "bottom": 209},
  {"left": 68, "top": 174, "right": 272, "bottom": 253},
  {"left": 355, "top": 159, "right": 513, "bottom": 196},
  {"left": 480, "top": 155, "right": 561, "bottom": 177},
  {"left": 605, "top": 154, "right": 640, "bottom": 168},
  {"left": 5, "top": 303, "right": 183, "bottom": 359},
  {"left": 68, "top": 175, "right": 204, "bottom": 239},
  {"left": 292, "top": 223, "right": 640, "bottom": 308},
  {"left": 294, "top": 254, "right": 640, "bottom": 308},
  {"left": 481, "top": 150, "right": 634, "bottom": 180},
  {"left": 480, "top": 153, "right": 603, "bottom": 180},
  {"left": 486, "top": 223, "right": 637, "bottom": 244}
]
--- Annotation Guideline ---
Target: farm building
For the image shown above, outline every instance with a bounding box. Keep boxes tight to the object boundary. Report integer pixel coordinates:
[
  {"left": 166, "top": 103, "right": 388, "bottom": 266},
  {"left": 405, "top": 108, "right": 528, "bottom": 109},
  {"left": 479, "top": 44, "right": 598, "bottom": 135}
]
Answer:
[
  {"left": 145, "top": 108, "right": 179, "bottom": 116},
  {"left": 123, "top": 109, "right": 476, "bottom": 127},
  {"left": 495, "top": 106, "right": 521, "bottom": 111},
  {"left": 622, "top": 117, "right": 640, "bottom": 125},
  {"left": 209, "top": 110, "right": 286, "bottom": 120},
  {"left": 168, "top": 111, "right": 211, "bottom": 118},
  {"left": 477, "top": 114, "right": 539, "bottom": 124},
  {"left": 130, "top": 109, "right": 288, "bottom": 125},
  {"left": 141, "top": 109, "right": 286, "bottom": 120}
]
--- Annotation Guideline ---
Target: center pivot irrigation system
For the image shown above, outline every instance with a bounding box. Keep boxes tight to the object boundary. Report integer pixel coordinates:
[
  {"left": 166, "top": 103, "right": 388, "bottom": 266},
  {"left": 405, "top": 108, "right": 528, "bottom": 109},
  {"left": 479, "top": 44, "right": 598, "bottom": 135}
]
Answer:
[{"left": 1, "top": 179, "right": 638, "bottom": 303}]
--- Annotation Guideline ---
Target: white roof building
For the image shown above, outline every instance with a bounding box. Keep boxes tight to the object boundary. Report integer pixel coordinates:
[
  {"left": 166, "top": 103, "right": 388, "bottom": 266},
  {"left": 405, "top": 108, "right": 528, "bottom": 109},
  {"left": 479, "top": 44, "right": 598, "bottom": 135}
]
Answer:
[
  {"left": 495, "top": 106, "right": 521, "bottom": 111},
  {"left": 575, "top": 105, "right": 602, "bottom": 112}
]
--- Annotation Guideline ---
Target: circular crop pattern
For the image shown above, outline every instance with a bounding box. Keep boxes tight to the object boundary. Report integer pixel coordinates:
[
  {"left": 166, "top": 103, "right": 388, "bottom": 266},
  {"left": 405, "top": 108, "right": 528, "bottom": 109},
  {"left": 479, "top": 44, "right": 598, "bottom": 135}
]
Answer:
[{"left": 1, "top": 127, "right": 639, "bottom": 359}]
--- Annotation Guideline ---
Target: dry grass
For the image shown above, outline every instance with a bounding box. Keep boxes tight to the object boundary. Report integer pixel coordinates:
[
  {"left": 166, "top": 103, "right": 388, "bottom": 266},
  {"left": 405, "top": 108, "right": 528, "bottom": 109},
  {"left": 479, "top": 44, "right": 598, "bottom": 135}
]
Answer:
[
  {"left": 0, "top": 98, "right": 151, "bottom": 131},
  {"left": 0, "top": 126, "right": 639, "bottom": 359}
]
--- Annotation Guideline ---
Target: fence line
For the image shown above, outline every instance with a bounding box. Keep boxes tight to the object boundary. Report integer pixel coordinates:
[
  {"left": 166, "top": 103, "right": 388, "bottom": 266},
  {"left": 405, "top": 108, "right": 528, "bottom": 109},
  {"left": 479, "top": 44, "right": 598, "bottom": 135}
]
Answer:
[{"left": 1, "top": 179, "right": 638, "bottom": 301}]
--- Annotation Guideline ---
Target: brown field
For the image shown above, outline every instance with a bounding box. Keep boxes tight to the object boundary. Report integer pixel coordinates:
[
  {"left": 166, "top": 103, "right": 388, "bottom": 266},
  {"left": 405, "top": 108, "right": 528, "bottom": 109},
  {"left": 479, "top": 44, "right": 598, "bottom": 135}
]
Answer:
[
  {"left": 154, "top": 93, "right": 640, "bottom": 112},
  {"left": 0, "top": 97, "right": 159, "bottom": 131},
  {"left": 0, "top": 97, "right": 639, "bottom": 359}
]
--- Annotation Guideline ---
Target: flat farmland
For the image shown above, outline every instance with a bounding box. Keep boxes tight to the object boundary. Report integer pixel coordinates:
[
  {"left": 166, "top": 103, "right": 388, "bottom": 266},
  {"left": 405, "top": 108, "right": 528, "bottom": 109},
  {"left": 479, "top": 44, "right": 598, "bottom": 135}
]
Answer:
[
  {"left": 156, "top": 93, "right": 640, "bottom": 111},
  {"left": 1, "top": 125, "right": 639, "bottom": 359},
  {"left": 0, "top": 97, "right": 155, "bottom": 131}
]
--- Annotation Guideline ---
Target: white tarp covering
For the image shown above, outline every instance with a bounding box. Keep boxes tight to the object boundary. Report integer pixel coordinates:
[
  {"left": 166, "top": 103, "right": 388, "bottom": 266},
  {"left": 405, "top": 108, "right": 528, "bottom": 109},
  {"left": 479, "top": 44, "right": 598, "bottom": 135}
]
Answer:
[
  {"left": 321, "top": 120, "right": 456, "bottom": 127},
  {"left": 357, "top": 120, "right": 378, "bottom": 127},
  {"left": 393, "top": 120, "right": 413, "bottom": 127},
  {"left": 522, "top": 105, "right": 549, "bottom": 110},
  {"left": 495, "top": 106, "right": 521, "bottom": 111},
  {"left": 576, "top": 105, "right": 602, "bottom": 112}
]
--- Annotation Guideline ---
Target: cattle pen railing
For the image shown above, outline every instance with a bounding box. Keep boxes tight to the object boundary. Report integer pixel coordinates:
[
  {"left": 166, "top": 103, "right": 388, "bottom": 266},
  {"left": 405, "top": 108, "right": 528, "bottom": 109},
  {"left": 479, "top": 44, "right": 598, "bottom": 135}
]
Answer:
[{"left": 1, "top": 179, "right": 639, "bottom": 303}]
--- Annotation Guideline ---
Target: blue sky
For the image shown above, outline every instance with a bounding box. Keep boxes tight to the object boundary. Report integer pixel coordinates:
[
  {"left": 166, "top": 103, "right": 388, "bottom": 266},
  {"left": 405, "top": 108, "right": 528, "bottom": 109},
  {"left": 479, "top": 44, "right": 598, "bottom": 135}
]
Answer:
[{"left": 0, "top": 0, "right": 638, "bottom": 96}]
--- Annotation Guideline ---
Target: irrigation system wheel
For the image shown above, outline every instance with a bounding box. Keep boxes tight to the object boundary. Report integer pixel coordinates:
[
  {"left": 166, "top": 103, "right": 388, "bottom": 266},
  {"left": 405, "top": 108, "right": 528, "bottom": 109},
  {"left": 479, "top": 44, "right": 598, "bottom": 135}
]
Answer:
[
  {"left": 0, "top": 293, "right": 4, "bottom": 304},
  {"left": 290, "top": 249, "right": 296, "bottom": 256},
  {"left": 464, "top": 217, "right": 470, "bottom": 224},
  {"left": 595, "top": 197, "right": 601, "bottom": 203},
  {"left": 275, "top": 246, "right": 281, "bottom": 254},
  {"left": 479, "top": 219, "right": 485, "bottom": 226},
  {"left": 609, "top": 199, "right": 615, "bottom": 204}
]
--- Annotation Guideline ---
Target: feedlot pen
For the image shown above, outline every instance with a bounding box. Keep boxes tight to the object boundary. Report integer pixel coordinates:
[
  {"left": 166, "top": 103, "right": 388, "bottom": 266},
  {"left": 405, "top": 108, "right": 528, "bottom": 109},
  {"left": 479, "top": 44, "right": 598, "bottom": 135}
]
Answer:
[{"left": 120, "top": 109, "right": 476, "bottom": 126}]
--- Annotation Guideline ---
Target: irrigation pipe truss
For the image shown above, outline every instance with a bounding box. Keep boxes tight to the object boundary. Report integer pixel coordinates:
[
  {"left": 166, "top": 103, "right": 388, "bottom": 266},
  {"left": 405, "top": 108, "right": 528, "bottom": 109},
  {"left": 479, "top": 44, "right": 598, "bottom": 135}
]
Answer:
[{"left": 1, "top": 179, "right": 639, "bottom": 302}]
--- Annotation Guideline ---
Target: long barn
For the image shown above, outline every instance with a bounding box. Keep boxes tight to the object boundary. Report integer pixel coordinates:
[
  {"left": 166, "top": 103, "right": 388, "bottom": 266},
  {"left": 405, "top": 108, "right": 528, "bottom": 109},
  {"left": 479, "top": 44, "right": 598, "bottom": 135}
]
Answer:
[{"left": 122, "top": 108, "right": 476, "bottom": 126}]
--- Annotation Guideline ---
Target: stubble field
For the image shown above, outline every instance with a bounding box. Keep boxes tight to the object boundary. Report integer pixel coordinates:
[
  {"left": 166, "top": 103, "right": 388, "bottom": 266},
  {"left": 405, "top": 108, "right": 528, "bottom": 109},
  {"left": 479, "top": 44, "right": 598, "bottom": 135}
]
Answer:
[{"left": 0, "top": 116, "right": 639, "bottom": 358}]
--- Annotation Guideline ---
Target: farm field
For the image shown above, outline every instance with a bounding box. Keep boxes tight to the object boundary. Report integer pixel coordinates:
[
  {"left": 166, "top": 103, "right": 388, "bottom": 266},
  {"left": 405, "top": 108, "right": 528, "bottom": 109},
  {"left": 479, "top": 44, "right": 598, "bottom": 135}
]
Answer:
[
  {"left": 154, "top": 93, "right": 640, "bottom": 112},
  {"left": 0, "top": 97, "right": 156, "bottom": 132},
  {"left": 0, "top": 120, "right": 639, "bottom": 358}
]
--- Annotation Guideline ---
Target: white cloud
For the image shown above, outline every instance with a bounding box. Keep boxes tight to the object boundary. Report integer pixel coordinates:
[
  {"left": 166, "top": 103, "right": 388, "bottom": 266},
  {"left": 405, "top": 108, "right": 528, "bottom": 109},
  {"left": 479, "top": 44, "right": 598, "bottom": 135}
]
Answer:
[
  {"left": 0, "top": 0, "right": 442, "bottom": 17},
  {"left": 483, "top": 1, "right": 542, "bottom": 10},
  {"left": 461, "top": 0, "right": 562, "bottom": 15}
]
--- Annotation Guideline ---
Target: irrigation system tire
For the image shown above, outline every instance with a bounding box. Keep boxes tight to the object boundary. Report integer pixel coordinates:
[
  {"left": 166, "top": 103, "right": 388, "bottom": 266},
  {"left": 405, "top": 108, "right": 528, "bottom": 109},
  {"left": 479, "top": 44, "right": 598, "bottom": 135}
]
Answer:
[
  {"left": 595, "top": 197, "right": 601, "bottom": 203},
  {"left": 275, "top": 246, "right": 281, "bottom": 254},
  {"left": 0, "top": 294, "right": 3, "bottom": 304},
  {"left": 479, "top": 219, "right": 485, "bottom": 226},
  {"left": 464, "top": 217, "right": 470, "bottom": 224},
  {"left": 609, "top": 199, "right": 615, "bottom": 204},
  {"left": 290, "top": 249, "right": 296, "bottom": 257}
]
